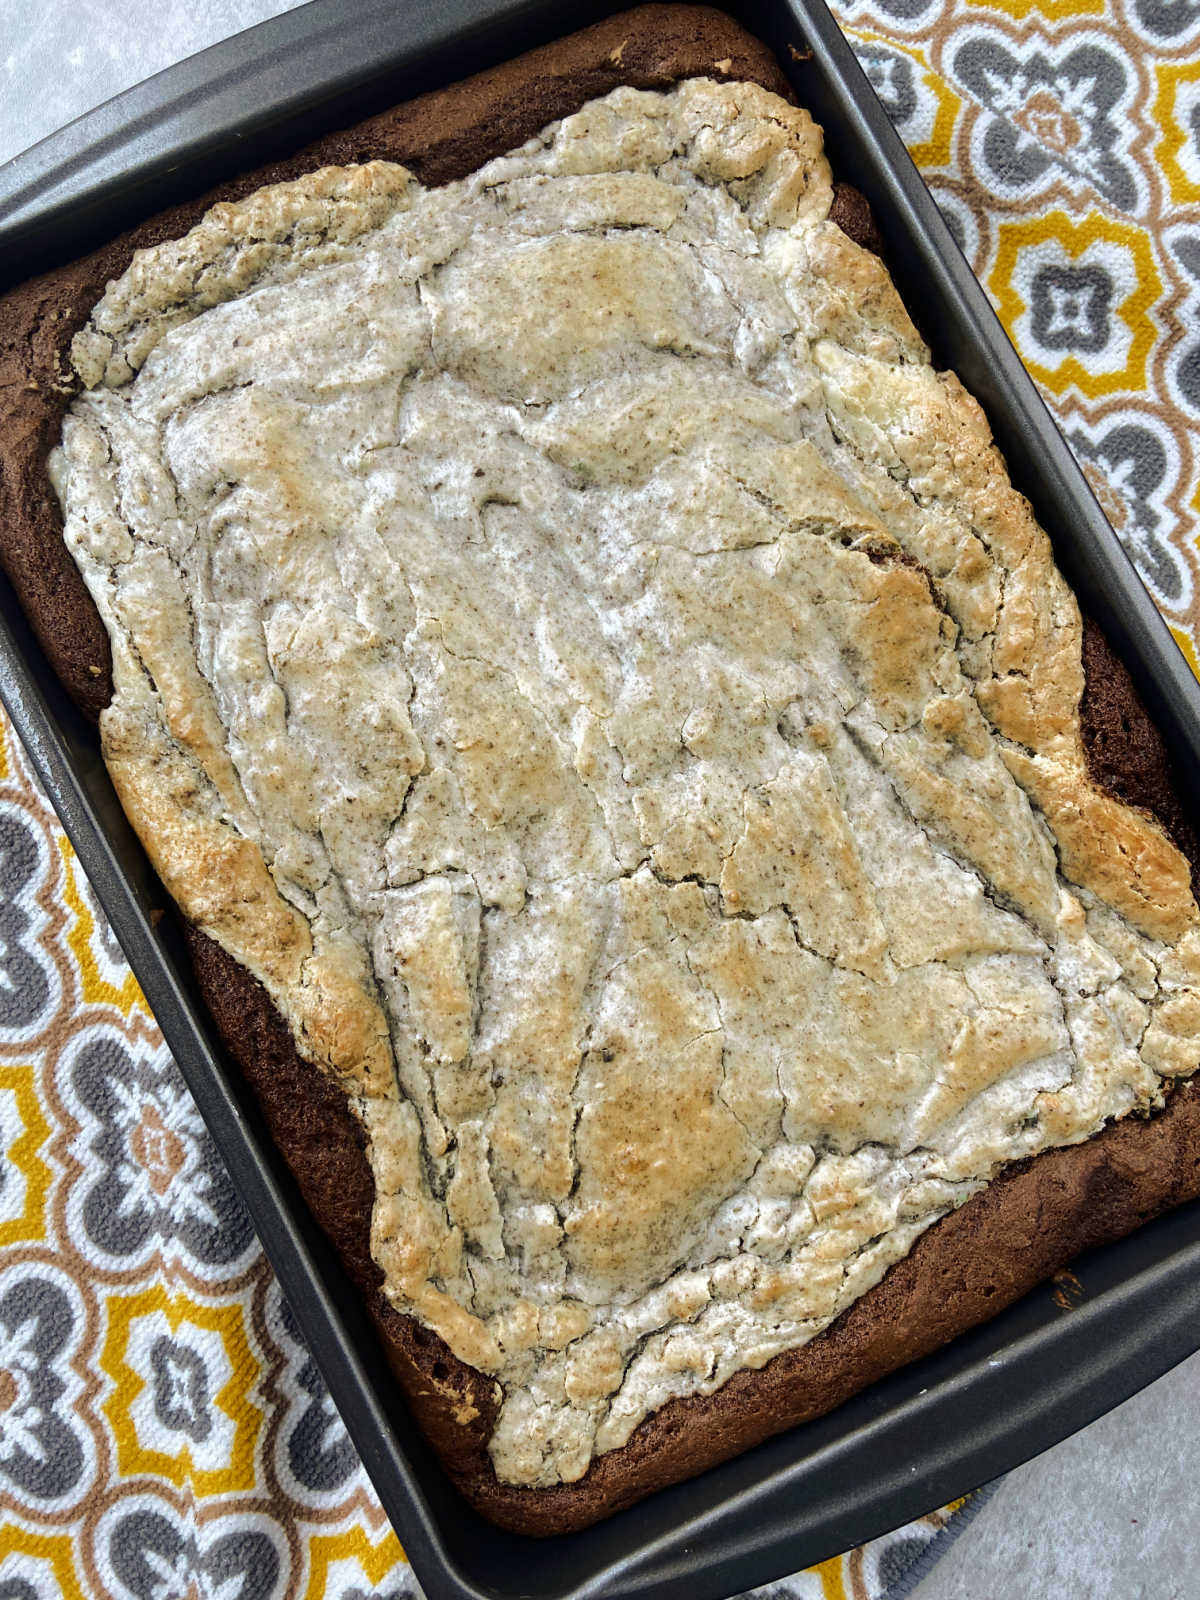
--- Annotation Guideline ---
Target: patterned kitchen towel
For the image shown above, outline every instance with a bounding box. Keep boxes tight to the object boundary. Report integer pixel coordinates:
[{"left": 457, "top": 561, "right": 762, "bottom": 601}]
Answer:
[
  {"left": 835, "top": 0, "right": 1200, "bottom": 652},
  {"left": 0, "top": 0, "right": 1198, "bottom": 1593}
]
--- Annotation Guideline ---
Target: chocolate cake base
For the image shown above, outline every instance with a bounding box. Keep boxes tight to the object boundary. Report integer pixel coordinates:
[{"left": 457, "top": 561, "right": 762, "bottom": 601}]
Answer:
[{"left": 2, "top": 2, "right": 1199, "bottom": 1537}]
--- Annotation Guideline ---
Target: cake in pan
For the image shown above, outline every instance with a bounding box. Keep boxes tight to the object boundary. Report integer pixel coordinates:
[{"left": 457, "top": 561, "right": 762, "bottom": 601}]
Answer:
[{"left": 2, "top": 3, "right": 1200, "bottom": 1535}]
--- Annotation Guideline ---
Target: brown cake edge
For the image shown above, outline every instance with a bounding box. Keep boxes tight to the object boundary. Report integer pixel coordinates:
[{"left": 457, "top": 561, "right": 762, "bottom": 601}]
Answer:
[{"left": 2, "top": 1, "right": 1199, "bottom": 1538}]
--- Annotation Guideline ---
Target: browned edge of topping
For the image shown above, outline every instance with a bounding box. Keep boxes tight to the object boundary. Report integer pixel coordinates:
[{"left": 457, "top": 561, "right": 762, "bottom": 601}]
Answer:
[{"left": 2, "top": 2, "right": 1197, "bottom": 1536}]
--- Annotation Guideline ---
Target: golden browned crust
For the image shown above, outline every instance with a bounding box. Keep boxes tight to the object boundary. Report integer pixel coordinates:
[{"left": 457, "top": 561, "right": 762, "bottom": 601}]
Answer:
[{"left": 187, "top": 918, "right": 1200, "bottom": 1535}]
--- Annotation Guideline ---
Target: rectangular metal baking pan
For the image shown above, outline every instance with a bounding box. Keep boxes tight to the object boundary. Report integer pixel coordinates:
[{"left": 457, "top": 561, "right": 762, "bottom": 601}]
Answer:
[{"left": 3, "top": 2, "right": 1200, "bottom": 1596}]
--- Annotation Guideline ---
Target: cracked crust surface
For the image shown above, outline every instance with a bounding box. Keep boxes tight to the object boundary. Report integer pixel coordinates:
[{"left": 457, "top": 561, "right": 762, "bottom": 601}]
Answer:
[
  {"left": 4, "top": 3, "right": 1200, "bottom": 1533},
  {"left": 46, "top": 68, "right": 1200, "bottom": 1491}
]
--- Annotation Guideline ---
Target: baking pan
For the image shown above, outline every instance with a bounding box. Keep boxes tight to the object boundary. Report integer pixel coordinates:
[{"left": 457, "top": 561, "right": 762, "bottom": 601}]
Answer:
[{"left": 3, "top": 1, "right": 1200, "bottom": 1595}]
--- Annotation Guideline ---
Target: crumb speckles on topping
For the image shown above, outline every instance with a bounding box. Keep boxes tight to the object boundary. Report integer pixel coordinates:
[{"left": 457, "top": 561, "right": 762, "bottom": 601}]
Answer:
[{"left": 52, "top": 78, "right": 1200, "bottom": 1488}]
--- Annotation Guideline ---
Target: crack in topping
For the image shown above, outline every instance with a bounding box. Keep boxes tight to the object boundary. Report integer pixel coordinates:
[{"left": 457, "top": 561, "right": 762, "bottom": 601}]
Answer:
[{"left": 49, "top": 78, "right": 1200, "bottom": 1488}]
